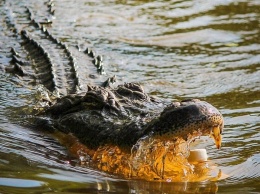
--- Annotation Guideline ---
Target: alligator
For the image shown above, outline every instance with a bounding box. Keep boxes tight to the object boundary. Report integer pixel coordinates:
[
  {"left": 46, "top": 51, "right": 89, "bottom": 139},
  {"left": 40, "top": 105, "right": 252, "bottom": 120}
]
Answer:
[{"left": 1, "top": 0, "right": 224, "bottom": 180}]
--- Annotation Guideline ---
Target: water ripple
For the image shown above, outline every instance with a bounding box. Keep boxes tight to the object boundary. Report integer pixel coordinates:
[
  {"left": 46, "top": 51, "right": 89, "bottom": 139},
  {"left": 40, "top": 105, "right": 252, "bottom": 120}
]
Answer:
[{"left": 0, "top": 0, "right": 259, "bottom": 193}]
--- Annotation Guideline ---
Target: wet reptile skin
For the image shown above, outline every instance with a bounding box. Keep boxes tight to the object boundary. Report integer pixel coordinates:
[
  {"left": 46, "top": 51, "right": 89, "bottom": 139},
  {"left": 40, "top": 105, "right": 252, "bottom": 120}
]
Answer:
[
  {"left": 1, "top": 0, "right": 223, "bottom": 150},
  {"left": 39, "top": 83, "right": 224, "bottom": 149}
]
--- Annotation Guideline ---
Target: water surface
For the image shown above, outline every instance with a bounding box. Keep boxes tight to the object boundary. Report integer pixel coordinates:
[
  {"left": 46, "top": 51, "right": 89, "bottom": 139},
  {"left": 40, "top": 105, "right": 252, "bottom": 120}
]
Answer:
[{"left": 0, "top": 0, "right": 259, "bottom": 193}]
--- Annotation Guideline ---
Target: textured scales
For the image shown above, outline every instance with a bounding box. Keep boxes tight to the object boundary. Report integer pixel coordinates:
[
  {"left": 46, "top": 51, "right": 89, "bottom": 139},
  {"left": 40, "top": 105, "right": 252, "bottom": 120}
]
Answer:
[
  {"left": 2, "top": 0, "right": 224, "bottom": 152},
  {"left": 40, "top": 83, "right": 224, "bottom": 150},
  {"left": 1, "top": 0, "right": 225, "bottom": 180},
  {"left": 145, "top": 99, "right": 224, "bottom": 138}
]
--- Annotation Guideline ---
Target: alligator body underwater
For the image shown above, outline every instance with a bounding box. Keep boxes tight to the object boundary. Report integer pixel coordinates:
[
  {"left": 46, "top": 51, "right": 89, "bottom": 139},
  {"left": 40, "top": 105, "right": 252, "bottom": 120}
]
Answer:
[{"left": 1, "top": 0, "right": 224, "bottom": 180}]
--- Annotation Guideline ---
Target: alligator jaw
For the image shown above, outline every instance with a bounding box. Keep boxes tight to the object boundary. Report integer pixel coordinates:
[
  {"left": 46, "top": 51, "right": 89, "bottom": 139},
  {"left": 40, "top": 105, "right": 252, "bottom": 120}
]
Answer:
[{"left": 143, "top": 99, "right": 224, "bottom": 149}]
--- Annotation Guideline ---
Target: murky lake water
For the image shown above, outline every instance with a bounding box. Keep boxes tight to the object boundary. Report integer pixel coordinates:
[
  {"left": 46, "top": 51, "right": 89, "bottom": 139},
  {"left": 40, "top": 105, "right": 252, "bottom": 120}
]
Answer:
[{"left": 0, "top": 0, "right": 260, "bottom": 193}]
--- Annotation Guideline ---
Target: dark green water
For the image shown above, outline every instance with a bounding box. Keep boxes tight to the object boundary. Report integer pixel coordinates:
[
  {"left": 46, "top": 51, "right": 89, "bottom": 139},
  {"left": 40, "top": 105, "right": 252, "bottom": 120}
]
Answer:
[{"left": 0, "top": 0, "right": 259, "bottom": 193}]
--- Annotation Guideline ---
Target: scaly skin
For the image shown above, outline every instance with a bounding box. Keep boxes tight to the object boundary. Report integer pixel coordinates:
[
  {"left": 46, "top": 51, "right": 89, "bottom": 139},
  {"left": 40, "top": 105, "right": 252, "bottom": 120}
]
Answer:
[
  {"left": 40, "top": 83, "right": 224, "bottom": 150},
  {"left": 1, "top": 0, "right": 224, "bottom": 180},
  {"left": 37, "top": 83, "right": 224, "bottom": 180}
]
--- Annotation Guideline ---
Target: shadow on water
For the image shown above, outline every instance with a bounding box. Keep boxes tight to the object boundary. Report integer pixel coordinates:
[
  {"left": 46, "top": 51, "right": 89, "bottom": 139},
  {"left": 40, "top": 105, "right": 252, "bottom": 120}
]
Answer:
[{"left": 0, "top": 0, "right": 260, "bottom": 193}]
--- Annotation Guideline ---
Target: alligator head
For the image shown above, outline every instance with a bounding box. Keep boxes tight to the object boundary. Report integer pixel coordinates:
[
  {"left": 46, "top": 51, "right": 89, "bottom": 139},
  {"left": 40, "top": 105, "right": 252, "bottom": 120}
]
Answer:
[
  {"left": 43, "top": 83, "right": 224, "bottom": 150},
  {"left": 143, "top": 99, "right": 224, "bottom": 149}
]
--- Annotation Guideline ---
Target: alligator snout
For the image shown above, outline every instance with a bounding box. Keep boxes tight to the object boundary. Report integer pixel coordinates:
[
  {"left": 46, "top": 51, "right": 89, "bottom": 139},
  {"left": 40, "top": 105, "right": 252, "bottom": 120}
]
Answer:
[{"left": 143, "top": 99, "right": 224, "bottom": 149}]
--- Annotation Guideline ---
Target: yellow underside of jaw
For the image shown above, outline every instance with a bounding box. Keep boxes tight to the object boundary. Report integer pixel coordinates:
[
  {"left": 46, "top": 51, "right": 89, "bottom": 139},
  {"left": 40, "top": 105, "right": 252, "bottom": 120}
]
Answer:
[
  {"left": 212, "top": 126, "right": 222, "bottom": 149},
  {"left": 53, "top": 131, "right": 222, "bottom": 181}
]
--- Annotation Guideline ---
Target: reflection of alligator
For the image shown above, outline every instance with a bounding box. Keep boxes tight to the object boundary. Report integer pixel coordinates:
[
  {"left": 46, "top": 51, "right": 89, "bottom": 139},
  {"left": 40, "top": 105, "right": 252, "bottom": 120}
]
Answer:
[{"left": 2, "top": 0, "right": 223, "bottom": 180}]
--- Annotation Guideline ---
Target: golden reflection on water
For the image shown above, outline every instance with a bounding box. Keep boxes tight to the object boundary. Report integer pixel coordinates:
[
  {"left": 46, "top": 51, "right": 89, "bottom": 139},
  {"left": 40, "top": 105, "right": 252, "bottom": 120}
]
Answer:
[{"left": 54, "top": 131, "right": 225, "bottom": 182}]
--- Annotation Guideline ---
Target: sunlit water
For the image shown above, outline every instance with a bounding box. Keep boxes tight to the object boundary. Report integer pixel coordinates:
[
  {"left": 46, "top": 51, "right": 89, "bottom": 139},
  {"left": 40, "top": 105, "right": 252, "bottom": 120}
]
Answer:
[{"left": 0, "top": 0, "right": 260, "bottom": 193}]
